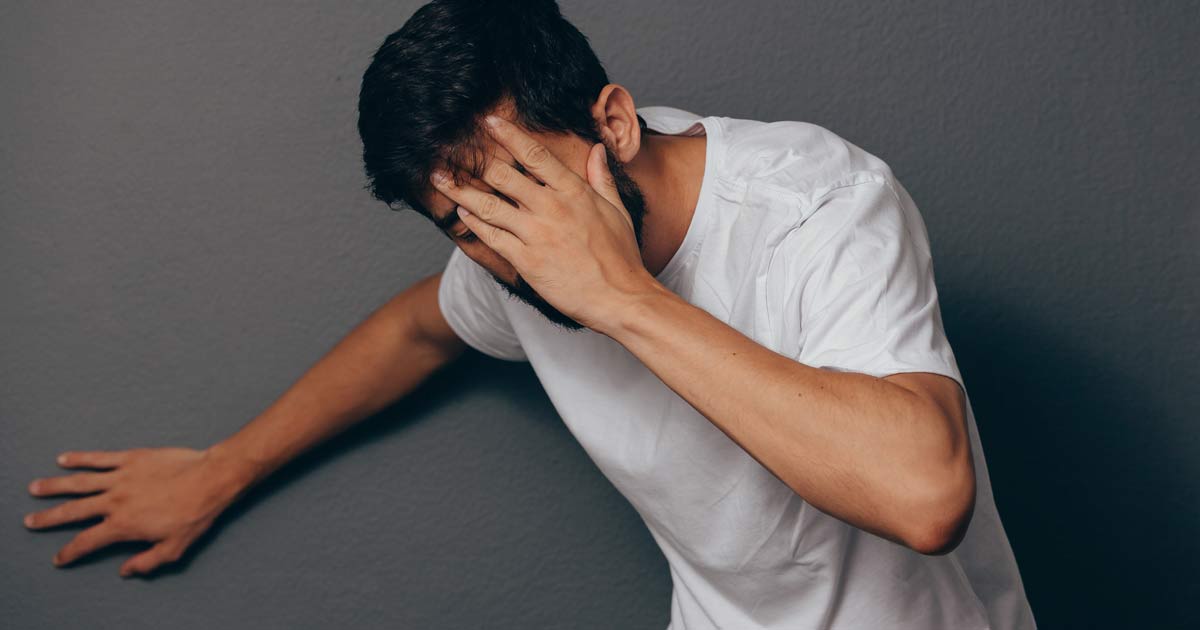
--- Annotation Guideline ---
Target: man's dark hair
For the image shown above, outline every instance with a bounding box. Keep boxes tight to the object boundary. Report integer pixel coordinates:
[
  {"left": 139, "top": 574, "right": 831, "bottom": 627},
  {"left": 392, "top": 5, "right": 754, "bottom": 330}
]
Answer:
[{"left": 357, "top": 0, "right": 641, "bottom": 218}]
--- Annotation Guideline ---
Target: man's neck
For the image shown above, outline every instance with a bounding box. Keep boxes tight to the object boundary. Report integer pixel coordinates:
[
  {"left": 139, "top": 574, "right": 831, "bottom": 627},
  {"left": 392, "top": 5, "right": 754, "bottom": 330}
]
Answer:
[{"left": 626, "top": 131, "right": 708, "bottom": 277}]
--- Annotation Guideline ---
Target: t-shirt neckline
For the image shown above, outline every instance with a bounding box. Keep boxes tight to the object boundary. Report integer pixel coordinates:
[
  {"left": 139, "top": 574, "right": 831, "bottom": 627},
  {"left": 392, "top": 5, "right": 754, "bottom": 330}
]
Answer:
[{"left": 652, "top": 115, "right": 719, "bottom": 287}]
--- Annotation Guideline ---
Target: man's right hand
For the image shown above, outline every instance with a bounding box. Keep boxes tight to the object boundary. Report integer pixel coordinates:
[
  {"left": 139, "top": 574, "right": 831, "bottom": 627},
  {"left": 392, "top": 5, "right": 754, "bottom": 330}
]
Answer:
[{"left": 24, "top": 446, "right": 259, "bottom": 578}]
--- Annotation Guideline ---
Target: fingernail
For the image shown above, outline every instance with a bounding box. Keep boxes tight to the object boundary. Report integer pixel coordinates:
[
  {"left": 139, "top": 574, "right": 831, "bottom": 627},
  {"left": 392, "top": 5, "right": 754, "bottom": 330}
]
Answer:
[
  {"left": 431, "top": 169, "right": 448, "bottom": 185},
  {"left": 52, "top": 554, "right": 62, "bottom": 566},
  {"left": 24, "top": 514, "right": 34, "bottom": 527},
  {"left": 484, "top": 115, "right": 500, "bottom": 128},
  {"left": 456, "top": 206, "right": 470, "bottom": 218},
  {"left": 29, "top": 480, "right": 41, "bottom": 493},
  {"left": 57, "top": 454, "right": 67, "bottom": 465}
]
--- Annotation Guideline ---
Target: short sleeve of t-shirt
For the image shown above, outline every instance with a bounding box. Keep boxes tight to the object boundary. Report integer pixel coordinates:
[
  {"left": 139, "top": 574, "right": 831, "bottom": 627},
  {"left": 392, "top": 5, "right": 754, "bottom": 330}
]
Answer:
[
  {"left": 436, "top": 246, "right": 528, "bottom": 362},
  {"left": 790, "top": 178, "right": 963, "bottom": 389}
]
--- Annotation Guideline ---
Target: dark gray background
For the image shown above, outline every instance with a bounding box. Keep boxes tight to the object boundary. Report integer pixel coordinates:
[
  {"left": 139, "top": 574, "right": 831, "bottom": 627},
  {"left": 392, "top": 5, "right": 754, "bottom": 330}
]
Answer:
[{"left": 3, "top": 1, "right": 1196, "bottom": 628}]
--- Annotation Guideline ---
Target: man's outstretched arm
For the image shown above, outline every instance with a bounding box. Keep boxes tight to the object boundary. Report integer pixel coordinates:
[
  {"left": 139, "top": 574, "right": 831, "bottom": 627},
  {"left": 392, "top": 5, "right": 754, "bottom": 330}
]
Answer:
[
  {"left": 205, "top": 271, "right": 467, "bottom": 484},
  {"left": 25, "top": 271, "right": 468, "bottom": 576}
]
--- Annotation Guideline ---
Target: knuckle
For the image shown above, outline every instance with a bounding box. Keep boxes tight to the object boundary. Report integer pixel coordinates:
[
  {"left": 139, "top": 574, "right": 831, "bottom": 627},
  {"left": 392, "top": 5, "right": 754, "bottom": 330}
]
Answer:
[
  {"left": 524, "top": 143, "right": 550, "bottom": 166},
  {"left": 490, "top": 226, "right": 511, "bottom": 247},
  {"left": 51, "top": 507, "right": 77, "bottom": 526},
  {"left": 104, "top": 511, "right": 129, "bottom": 531},
  {"left": 95, "top": 492, "right": 117, "bottom": 510},
  {"left": 62, "top": 473, "right": 88, "bottom": 492},
  {"left": 106, "top": 518, "right": 135, "bottom": 537},
  {"left": 104, "top": 494, "right": 126, "bottom": 514},
  {"left": 40, "top": 506, "right": 63, "bottom": 525},
  {"left": 489, "top": 163, "right": 512, "bottom": 188},
  {"left": 481, "top": 195, "right": 502, "bottom": 216}
]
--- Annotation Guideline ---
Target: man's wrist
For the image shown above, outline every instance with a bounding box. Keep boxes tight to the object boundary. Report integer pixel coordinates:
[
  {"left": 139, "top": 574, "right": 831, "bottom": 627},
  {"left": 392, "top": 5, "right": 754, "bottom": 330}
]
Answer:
[
  {"left": 590, "top": 277, "right": 680, "bottom": 341},
  {"left": 202, "top": 440, "right": 272, "bottom": 500}
]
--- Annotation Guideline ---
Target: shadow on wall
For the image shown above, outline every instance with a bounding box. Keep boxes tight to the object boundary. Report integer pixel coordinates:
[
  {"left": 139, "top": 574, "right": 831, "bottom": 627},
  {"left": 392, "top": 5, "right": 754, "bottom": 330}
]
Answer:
[{"left": 941, "top": 288, "right": 1199, "bottom": 629}]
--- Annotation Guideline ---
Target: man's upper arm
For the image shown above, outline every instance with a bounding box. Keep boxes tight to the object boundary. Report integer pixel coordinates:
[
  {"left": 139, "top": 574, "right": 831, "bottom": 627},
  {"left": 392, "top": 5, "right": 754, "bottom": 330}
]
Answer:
[
  {"left": 431, "top": 246, "right": 528, "bottom": 362},
  {"left": 408, "top": 270, "right": 470, "bottom": 359},
  {"left": 789, "top": 177, "right": 964, "bottom": 389}
]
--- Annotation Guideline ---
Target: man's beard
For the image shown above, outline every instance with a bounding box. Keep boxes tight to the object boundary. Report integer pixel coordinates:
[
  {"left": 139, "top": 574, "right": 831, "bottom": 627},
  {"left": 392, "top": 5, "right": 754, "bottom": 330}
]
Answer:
[{"left": 490, "top": 146, "right": 648, "bottom": 332}]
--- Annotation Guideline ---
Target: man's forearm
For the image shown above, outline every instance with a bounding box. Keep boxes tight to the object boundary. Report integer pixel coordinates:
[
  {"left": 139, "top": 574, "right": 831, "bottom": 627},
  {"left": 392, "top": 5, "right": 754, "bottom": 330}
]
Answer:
[
  {"left": 593, "top": 282, "right": 970, "bottom": 550},
  {"left": 206, "top": 275, "right": 463, "bottom": 491}
]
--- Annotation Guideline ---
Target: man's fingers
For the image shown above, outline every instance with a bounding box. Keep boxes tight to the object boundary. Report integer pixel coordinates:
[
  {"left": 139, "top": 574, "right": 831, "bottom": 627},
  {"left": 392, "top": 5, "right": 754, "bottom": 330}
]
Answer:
[
  {"left": 29, "top": 471, "right": 116, "bottom": 496},
  {"left": 586, "top": 143, "right": 624, "bottom": 210},
  {"left": 53, "top": 521, "right": 131, "bottom": 567},
  {"left": 455, "top": 206, "right": 524, "bottom": 265},
  {"left": 431, "top": 169, "right": 528, "bottom": 240},
  {"left": 24, "top": 494, "right": 108, "bottom": 530},
  {"left": 479, "top": 154, "right": 544, "bottom": 207},
  {"left": 483, "top": 115, "right": 581, "bottom": 193},
  {"left": 119, "top": 539, "right": 186, "bottom": 578},
  {"left": 57, "top": 450, "right": 130, "bottom": 470}
]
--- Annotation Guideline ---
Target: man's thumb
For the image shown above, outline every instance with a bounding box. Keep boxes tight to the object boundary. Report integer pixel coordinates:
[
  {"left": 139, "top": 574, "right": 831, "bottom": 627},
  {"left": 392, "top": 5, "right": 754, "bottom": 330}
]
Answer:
[{"left": 587, "top": 142, "right": 622, "bottom": 208}]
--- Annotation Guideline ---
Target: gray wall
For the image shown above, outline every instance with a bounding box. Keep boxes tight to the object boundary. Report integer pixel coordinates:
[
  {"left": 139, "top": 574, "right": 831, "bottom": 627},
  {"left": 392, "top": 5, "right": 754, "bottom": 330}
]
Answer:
[{"left": 3, "top": 1, "right": 1196, "bottom": 628}]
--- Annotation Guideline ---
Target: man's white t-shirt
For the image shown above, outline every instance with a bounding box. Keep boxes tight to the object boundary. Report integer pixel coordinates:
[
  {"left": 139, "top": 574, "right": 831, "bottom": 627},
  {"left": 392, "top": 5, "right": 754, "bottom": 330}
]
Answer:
[{"left": 437, "top": 106, "right": 1037, "bottom": 629}]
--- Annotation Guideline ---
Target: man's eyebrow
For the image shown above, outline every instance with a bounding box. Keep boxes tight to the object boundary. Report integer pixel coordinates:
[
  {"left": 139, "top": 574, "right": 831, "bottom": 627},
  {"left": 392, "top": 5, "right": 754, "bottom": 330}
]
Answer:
[{"left": 431, "top": 160, "right": 525, "bottom": 230}]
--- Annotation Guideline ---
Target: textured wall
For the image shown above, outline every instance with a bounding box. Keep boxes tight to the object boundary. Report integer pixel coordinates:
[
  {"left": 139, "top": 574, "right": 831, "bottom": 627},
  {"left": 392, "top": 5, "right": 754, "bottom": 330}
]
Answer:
[{"left": 3, "top": 1, "right": 1196, "bottom": 628}]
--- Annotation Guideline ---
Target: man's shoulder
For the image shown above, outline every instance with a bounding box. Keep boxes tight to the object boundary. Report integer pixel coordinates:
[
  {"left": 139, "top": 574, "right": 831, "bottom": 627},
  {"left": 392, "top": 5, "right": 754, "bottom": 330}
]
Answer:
[
  {"left": 640, "top": 106, "right": 916, "bottom": 262},
  {"left": 637, "top": 106, "right": 895, "bottom": 201},
  {"left": 714, "top": 115, "right": 898, "bottom": 204}
]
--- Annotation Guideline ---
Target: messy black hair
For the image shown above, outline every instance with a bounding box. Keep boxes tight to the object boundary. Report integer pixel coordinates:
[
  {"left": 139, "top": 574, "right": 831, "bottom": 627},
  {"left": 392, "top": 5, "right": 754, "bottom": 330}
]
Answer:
[{"left": 357, "top": 0, "right": 643, "bottom": 219}]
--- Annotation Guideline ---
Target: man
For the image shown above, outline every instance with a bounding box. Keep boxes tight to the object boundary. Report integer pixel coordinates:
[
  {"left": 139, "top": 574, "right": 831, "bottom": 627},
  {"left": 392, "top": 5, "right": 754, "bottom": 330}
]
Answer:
[{"left": 24, "top": 1, "right": 1036, "bottom": 627}]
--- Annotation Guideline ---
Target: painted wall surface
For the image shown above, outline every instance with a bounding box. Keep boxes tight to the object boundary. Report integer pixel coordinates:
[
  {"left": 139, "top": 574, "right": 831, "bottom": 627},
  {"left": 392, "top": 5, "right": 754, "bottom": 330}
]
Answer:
[{"left": 3, "top": 1, "right": 1196, "bottom": 628}]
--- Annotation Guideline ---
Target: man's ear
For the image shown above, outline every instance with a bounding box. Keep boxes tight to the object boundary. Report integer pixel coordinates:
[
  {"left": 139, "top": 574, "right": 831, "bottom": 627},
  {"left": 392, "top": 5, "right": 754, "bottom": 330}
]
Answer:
[{"left": 590, "top": 84, "right": 641, "bottom": 164}]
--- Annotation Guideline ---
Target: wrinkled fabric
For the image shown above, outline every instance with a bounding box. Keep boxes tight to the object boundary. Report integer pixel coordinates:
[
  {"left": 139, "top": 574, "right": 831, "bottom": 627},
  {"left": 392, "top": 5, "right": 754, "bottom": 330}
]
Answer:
[{"left": 436, "top": 106, "right": 1036, "bottom": 630}]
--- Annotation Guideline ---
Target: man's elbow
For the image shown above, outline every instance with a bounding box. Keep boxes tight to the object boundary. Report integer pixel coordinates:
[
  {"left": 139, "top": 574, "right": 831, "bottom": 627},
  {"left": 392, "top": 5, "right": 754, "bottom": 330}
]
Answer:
[{"left": 901, "top": 462, "right": 977, "bottom": 556}]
